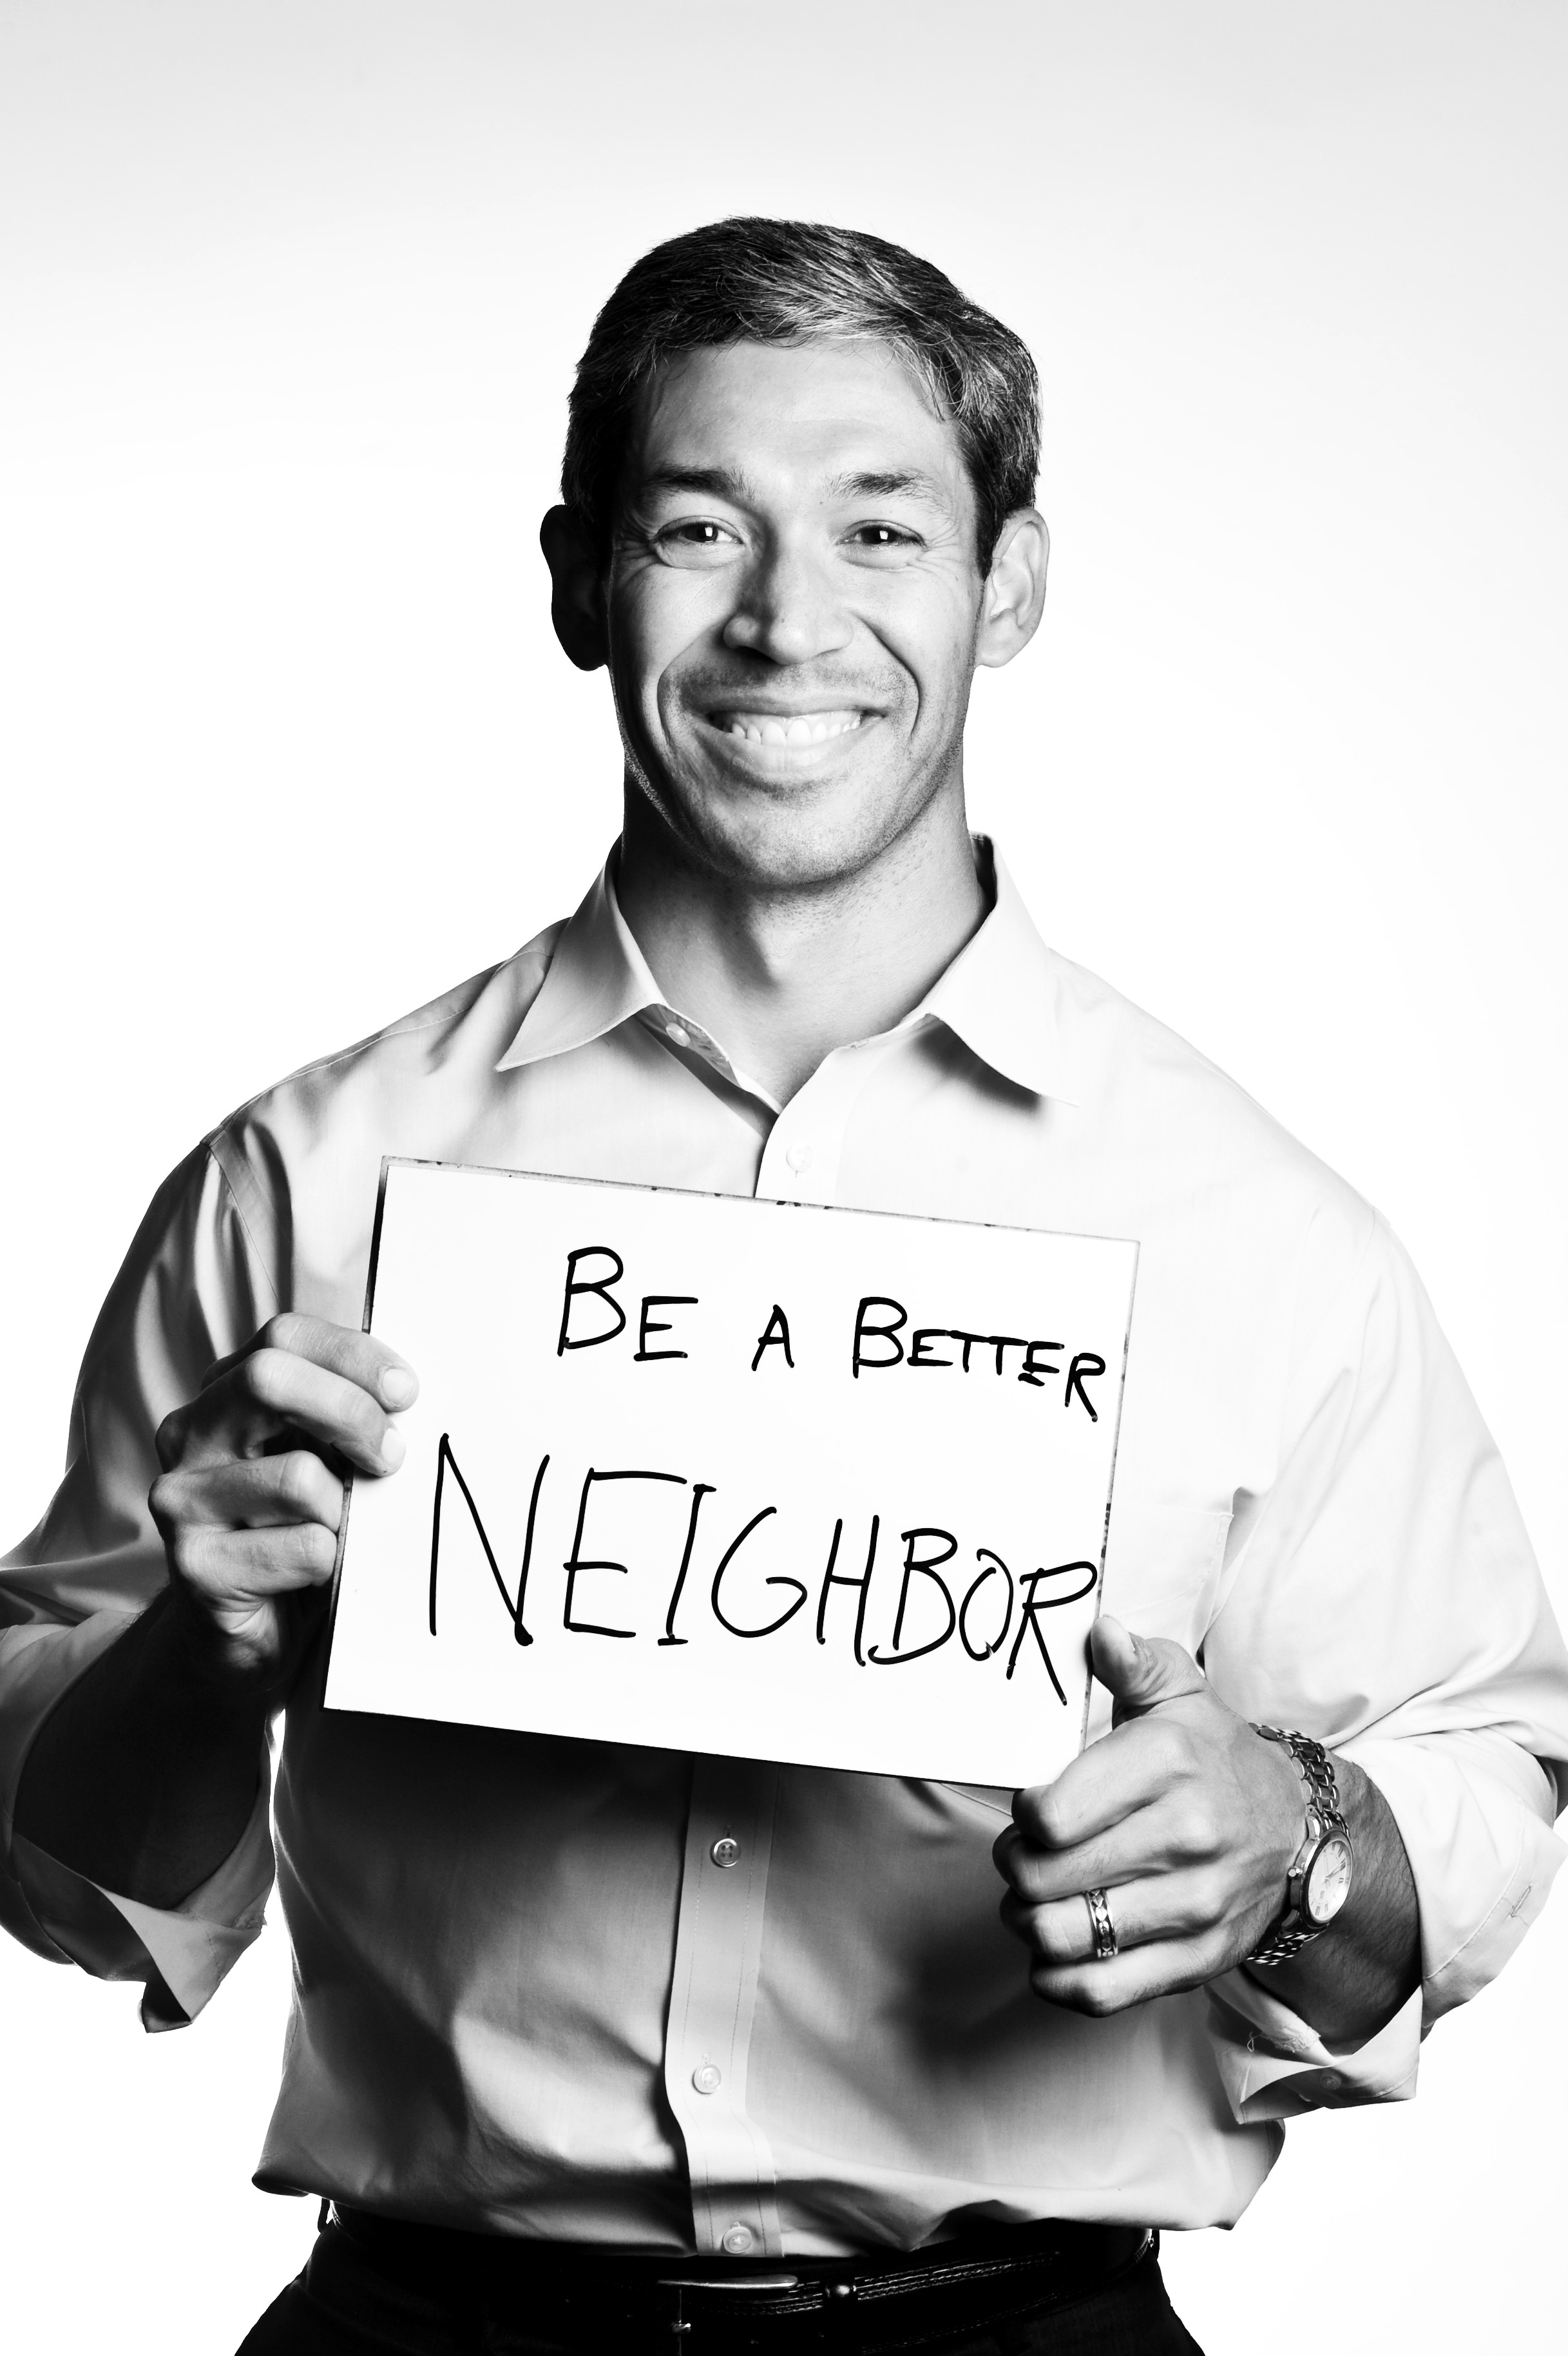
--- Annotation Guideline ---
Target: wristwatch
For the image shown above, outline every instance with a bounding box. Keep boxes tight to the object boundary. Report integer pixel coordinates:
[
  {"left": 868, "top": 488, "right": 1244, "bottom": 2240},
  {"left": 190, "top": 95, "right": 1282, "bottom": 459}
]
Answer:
[{"left": 1247, "top": 1725, "right": 1355, "bottom": 1966}]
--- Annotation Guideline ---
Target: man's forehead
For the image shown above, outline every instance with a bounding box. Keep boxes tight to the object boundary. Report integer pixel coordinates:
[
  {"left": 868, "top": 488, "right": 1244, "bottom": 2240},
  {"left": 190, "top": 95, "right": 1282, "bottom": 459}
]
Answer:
[{"left": 627, "top": 338, "right": 967, "bottom": 497}]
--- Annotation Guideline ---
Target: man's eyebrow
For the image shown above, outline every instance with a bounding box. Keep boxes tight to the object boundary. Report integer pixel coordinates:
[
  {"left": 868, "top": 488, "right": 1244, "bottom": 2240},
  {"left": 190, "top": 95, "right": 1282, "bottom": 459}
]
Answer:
[
  {"left": 827, "top": 468, "right": 947, "bottom": 506},
  {"left": 633, "top": 464, "right": 758, "bottom": 505},
  {"left": 631, "top": 464, "right": 949, "bottom": 509}
]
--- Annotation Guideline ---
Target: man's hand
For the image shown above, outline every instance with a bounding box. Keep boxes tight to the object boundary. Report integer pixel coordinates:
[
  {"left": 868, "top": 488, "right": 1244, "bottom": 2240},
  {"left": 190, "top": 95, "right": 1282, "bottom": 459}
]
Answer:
[
  {"left": 149, "top": 1312, "right": 417, "bottom": 1690},
  {"left": 17, "top": 1310, "right": 419, "bottom": 1907},
  {"left": 993, "top": 1616, "right": 1305, "bottom": 2016}
]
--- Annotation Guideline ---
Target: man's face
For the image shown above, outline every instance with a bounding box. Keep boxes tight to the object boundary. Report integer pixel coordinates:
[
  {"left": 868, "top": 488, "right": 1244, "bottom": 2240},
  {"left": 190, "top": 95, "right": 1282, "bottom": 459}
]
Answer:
[{"left": 600, "top": 339, "right": 1000, "bottom": 892}]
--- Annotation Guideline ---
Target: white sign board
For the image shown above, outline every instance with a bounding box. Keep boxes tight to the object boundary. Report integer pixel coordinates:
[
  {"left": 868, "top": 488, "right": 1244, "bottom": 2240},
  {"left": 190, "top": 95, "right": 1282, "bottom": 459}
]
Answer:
[{"left": 325, "top": 1162, "right": 1138, "bottom": 1789}]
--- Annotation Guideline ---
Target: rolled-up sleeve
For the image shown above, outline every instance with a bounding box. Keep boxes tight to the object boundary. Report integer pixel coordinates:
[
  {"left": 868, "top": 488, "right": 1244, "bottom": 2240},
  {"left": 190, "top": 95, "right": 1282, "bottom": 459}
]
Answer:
[
  {"left": 1199, "top": 1212, "right": 1568, "bottom": 2117},
  {"left": 0, "top": 1142, "right": 282, "bottom": 2021}
]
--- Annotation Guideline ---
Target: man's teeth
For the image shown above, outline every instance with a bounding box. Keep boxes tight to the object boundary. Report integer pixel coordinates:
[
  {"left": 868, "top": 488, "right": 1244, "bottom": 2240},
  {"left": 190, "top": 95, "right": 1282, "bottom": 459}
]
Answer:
[{"left": 723, "top": 711, "right": 863, "bottom": 745}]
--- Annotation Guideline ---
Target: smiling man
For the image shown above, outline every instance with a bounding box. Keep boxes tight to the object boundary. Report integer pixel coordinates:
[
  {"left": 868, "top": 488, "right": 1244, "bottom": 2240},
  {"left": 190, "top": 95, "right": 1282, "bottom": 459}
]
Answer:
[
  {"left": 3, "top": 219, "right": 1565, "bottom": 2356},
  {"left": 550, "top": 326, "right": 1028, "bottom": 1107}
]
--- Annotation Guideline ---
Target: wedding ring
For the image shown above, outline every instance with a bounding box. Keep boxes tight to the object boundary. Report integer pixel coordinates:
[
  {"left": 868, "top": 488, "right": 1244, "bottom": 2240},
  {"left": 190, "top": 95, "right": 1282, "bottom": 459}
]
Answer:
[{"left": 1084, "top": 1886, "right": 1118, "bottom": 1962}]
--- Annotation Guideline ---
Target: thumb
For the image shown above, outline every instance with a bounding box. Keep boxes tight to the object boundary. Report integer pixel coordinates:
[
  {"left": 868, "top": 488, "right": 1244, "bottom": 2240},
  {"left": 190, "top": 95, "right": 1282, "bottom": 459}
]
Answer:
[{"left": 1091, "top": 1616, "right": 1207, "bottom": 1720}]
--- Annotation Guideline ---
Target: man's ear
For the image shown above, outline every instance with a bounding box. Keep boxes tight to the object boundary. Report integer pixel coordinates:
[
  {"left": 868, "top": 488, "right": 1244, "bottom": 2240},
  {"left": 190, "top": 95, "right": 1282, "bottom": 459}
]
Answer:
[
  {"left": 540, "top": 505, "right": 609, "bottom": 673},
  {"left": 975, "top": 510, "right": 1049, "bottom": 671}
]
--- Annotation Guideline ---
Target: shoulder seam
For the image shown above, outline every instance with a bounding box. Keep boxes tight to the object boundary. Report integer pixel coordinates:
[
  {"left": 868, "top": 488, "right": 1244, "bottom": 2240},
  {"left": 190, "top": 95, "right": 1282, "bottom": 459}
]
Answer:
[
  {"left": 200, "top": 1143, "right": 283, "bottom": 1317},
  {"left": 207, "top": 1004, "right": 479, "bottom": 1137},
  {"left": 204, "top": 950, "right": 550, "bottom": 1141}
]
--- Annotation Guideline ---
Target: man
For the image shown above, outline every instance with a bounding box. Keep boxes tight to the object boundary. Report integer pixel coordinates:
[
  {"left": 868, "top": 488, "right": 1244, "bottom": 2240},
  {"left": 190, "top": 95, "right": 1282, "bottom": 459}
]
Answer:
[{"left": 3, "top": 218, "right": 1564, "bottom": 2355}]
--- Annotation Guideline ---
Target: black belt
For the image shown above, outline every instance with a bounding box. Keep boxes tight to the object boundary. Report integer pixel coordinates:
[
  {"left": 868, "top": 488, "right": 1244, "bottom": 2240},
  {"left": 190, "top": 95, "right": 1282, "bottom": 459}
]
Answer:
[{"left": 330, "top": 2207, "right": 1154, "bottom": 2349}]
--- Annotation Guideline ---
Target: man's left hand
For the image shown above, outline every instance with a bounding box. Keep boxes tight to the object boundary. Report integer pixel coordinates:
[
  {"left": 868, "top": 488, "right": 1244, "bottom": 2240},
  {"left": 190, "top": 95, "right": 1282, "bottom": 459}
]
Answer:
[{"left": 993, "top": 1617, "right": 1306, "bottom": 2015}]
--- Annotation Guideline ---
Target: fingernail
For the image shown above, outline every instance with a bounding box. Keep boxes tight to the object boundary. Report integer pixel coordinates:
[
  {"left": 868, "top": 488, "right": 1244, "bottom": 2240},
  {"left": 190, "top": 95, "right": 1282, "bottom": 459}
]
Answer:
[
  {"left": 381, "top": 1366, "right": 416, "bottom": 1408},
  {"left": 381, "top": 1428, "right": 406, "bottom": 1471}
]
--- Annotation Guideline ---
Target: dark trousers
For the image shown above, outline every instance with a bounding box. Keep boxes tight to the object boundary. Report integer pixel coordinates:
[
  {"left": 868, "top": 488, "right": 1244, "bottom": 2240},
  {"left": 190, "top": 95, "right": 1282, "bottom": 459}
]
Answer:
[{"left": 236, "top": 2210, "right": 1206, "bottom": 2354}]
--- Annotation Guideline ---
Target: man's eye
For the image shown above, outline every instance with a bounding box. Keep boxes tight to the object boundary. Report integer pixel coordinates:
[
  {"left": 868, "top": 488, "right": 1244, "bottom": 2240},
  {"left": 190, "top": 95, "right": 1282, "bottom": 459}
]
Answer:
[
  {"left": 847, "top": 524, "right": 919, "bottom": 550},
  {"left": 660, "top": 519, "right": 741, "bottom": 550}
]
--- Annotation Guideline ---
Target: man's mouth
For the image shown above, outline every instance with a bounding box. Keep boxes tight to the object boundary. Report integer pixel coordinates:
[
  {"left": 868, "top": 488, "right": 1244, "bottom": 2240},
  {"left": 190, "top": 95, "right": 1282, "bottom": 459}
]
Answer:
[{"left": 711, "top": 708, "right": 866, "bottom": 746}]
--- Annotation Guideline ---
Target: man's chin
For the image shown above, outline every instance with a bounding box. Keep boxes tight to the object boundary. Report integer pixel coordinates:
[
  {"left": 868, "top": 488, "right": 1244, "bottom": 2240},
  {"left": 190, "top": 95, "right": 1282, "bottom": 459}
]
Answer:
[{"left": 659, "top": 792, "right": 926, "bottom": 899}]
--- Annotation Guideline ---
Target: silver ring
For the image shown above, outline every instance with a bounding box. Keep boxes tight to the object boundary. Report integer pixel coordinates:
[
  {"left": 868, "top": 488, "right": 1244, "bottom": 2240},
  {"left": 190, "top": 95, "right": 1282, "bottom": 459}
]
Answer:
[{"left": 1084, "top": 1886, "right": 1118, "bottom": 1962}]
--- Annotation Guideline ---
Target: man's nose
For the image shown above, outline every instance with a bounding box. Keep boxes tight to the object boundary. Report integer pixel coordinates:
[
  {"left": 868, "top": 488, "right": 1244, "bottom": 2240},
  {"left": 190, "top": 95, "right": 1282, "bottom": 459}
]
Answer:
[{"left": 720, "top": 539, "right": 854, "bottom": 666}]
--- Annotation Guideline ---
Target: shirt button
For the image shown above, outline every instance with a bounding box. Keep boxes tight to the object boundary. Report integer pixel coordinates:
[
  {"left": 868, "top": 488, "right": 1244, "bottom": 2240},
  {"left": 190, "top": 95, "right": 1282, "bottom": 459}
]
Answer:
[
  {"left": 710, "top": 1837, "right": 741, "bottom": 1870},
  {"left": 722, "top": 2225, "right": 754, "bottom": 2255},
  {"left": 785, "top": 1141, "right": 814, "bottom": 1172},
  {"left": 692, "top": 2062, "right": 723, "bottom": 2095},
  {"left": 664, "top": 1022, "right": 692, "bottom": 1048}
]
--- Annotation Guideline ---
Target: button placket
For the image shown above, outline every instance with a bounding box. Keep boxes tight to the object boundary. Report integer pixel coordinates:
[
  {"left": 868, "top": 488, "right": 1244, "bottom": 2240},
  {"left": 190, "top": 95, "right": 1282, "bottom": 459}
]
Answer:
[
  {"left": 664, "top": 1757, "right": 783, "bottom": 2258},
  {"left": 643, "top": 1004, "right": 747, "bottom": 1091},
  {"left": 756, "top": 1038, "right": 898, "bottom": 1205}
]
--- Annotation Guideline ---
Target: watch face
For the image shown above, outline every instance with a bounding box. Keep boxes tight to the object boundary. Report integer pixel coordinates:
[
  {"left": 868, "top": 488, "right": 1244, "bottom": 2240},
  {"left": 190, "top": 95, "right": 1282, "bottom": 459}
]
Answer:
[{"left": 1305, "top": 1834, "right": 1353, "bottom": 1925}]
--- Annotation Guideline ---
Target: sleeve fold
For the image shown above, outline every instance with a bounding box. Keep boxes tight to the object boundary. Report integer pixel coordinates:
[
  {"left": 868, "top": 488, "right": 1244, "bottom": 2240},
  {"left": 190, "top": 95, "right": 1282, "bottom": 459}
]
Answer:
[
  {"left": 1200, "top": 1212, "right": 1568, "bottom": 2111},
  {"left": 0, "top": 1143, "right": 282, "bottom": 2024}
]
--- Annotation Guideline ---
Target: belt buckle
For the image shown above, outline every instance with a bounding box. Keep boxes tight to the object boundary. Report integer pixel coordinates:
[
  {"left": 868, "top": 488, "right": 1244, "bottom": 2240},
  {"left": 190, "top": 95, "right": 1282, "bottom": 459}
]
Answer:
[
  {"left": 656, "top": 2275, "right": 802, "bottom": 2293},
  {"left": 658, "top": 2274, "right": 805, "bottom": 2341}
]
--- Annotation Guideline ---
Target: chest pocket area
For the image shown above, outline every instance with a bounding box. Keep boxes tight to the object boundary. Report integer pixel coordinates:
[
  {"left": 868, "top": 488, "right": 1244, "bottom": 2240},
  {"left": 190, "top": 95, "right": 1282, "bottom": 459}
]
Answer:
[{"left": 1088, "top": 1497, "right": 1232, "bottom": 1743}]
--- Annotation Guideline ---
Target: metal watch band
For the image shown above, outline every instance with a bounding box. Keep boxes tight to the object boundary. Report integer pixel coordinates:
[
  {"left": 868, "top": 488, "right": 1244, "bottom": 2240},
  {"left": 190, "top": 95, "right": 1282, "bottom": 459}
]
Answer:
[{"left": 1247, "top": 1725, "right": 1349, "bottom": 1968}]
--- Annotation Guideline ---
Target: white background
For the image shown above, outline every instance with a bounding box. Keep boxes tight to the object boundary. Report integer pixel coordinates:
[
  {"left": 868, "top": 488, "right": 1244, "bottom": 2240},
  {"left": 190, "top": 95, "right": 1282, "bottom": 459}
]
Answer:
[{"left": 1, "top": 5, "right": 1562, "bottom": 2348}]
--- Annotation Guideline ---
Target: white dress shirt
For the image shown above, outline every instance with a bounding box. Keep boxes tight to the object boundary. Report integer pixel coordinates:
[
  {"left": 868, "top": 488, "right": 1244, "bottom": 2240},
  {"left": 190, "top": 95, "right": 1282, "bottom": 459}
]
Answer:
[{"left": 3, "top": 843, "right": 1565, "bottom": 2254}]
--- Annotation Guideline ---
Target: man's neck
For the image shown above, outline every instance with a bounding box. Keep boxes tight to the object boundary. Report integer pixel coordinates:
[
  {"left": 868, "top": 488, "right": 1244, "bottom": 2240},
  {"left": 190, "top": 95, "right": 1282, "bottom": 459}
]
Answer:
[{"left": 615, "top": 791, "right": 989, "bottom": 1106}]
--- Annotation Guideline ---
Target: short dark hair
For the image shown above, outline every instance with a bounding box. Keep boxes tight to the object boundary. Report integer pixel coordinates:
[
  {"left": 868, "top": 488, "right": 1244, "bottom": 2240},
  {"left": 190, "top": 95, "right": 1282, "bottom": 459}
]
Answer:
[{"left": 561, "top": 217, "right": 1040, "bottom": 571}]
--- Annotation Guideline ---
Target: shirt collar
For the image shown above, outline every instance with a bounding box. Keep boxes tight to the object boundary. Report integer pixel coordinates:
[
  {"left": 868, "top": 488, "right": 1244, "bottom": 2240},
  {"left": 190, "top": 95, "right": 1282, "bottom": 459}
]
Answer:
[
  {"left": 917, "top": 844, "right": 1076, "bottom": 1102},
  {"left": 495, "top": 840, "right": 1076, "bottom": 1105},
  {"left": 495, "top": 859, "right": 665, "bottom": 1072}
]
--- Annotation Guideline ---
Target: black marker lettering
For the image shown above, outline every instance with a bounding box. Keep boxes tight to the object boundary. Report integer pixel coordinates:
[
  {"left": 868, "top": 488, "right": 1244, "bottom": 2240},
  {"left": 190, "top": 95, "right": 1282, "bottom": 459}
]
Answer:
[
  {"left": 659, "top": 1481, "right": 715, "bottom": 1646},
  {"left": 1005, "top": 1561, "right": 1100, "bottom": 1698},
  {"left": 1018, "top": 1339, "right": 1063, "bottom": 1390},
  {"left": 428, "top": 1432, "right": 518, "bottom": 1638},
  {"left": 562, "top": 1467, "right": 685, "bottom": 1638},
  {"left": 751, "top": 1304, "right": 795, "bottom": 1372},
  {"left": 986, "top": 1335, "right": 1028, "bottom": 1376},
  {"left": 869, "top": 1528, "right": 957, "bottom": 1665},
  {"left": 815, "top": 1514, "right": 879, "bottom": 1665},
  {"left": 557, "top": 1246, "right": 628, "bottom": 1355},
  {"left": 852, "top": 1296, "right": 906, "bottom": 1377},
  {"left": 1066, "top": 1352, "right": 1105, "bottom": 1420},
  {"left": 951, "top": 1330, "right": 987, "bottom": 1372},
  {"left": 635, "top": 1294, "right": 697, "bottom": 1363},
  {"left": 710, "top": 1507, "right": 807, "bottom": 1638},
  {"left": 511, "top": 1451, "right": 550, "bottom": 1647},
  {"left": 959, "top": 1548, "right": 1015, "bottom": 1662},
  {"left": 908, "top": 1328, "right": 953, "bottom": 1370},
  {"left": 814, "top": 1520, "right": 843, "bottom": 1644}
]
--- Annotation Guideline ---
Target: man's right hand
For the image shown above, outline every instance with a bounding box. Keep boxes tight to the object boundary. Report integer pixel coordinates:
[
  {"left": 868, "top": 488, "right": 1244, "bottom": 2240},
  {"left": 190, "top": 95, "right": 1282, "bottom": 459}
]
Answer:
[{"left": 149, "top": 1313, "right": 417, "bottom": 1689}]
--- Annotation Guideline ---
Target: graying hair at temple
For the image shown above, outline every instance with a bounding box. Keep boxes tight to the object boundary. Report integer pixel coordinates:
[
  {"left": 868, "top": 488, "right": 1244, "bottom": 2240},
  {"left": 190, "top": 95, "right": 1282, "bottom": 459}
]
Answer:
[{"left": 560, "top": 215, "right": 1042, "bottom": 571}]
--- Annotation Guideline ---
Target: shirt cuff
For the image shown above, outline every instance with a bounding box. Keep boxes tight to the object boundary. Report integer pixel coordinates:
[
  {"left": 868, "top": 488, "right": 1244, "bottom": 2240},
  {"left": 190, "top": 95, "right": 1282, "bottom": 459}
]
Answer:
[
  {"left": 1339, "top": 1730, "right": 1564, "bottom": 2022},
  {"left": 110, "top": 1765, "right": 274, "bottom": 2026},
  {"left": 0, "top": 1613, "right": 274, "bottom": 2028},
  {"left": 9, "top": 1772, "right": 273, "bottom": 2029},
  {"left": 1206, "top": 1971, "right": 1422, "bottom": 2122},
  {"left": 0, "top": 1612, "right": 143, "bottom": 1962}
]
